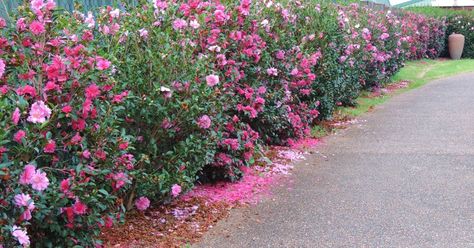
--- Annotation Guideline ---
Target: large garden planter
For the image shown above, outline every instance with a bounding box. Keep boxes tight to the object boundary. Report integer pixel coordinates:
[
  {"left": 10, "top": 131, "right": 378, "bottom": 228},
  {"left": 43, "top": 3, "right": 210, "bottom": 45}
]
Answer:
[{"left": 449, "top": 33, "right": 465, "bottom": 60}]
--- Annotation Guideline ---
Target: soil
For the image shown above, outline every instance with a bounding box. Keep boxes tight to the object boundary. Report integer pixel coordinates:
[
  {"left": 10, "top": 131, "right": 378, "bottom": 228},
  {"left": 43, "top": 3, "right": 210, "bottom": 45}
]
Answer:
[{"left": 100, "top": 197, "right": 231, "bottom": 248}]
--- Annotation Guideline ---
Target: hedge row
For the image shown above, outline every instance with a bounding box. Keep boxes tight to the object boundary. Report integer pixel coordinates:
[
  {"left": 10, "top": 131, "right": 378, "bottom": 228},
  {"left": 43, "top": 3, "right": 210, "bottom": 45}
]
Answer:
[
  {"left": 1, "top": 0, "right": 446, "bottom": 246},
  {"left": 409, "top": 7, "right": 474, "bottom": 58}
]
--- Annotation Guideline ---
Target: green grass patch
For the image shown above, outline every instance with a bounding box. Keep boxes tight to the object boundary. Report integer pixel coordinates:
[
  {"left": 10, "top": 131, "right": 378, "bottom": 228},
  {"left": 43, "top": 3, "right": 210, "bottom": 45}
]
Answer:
[
  {"left": 311, "top": 125, "right": 328, "bottom": 138},
  {"left": 335, "top": 59, "right": 474, "bottom": 119},
  {"left": 394, "top": 59, "right": 474, "bottom": 91}
]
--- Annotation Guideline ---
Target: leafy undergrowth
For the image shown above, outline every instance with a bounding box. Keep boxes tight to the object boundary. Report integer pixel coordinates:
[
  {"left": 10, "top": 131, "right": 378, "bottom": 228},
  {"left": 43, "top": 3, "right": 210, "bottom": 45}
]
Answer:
[{"left": 100, "top": 142, "right": 315, "bottom": 247}]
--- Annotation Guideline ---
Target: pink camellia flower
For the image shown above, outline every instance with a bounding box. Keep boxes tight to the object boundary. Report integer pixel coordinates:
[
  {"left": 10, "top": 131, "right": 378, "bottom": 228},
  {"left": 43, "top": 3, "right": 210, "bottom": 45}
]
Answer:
[
  {"left": 112, "top": 91, "right": 129, "bottom": 103},
  {"left": 139, "top": 28, "right": 148, "bottom": 39},
  {"left": 362, "top": 28, "right": 372, "bottom": 41},
  {"left": 19, "top": 164, "right": 36, "bottom": 185},
  {"left": 96, "top": 57, "right": 111, "bottom": 70},
  {"left": 62, "top": 105, "right": 72, "bottom": 114},
  {"left": 339, "top": 55, "right": 347, "bottom": 63},
  {"left": 154, "top": 0, "right": 168, "bottom": 10},
  {"left": 29, "top": 21, "right": 45, "bottom": 35},
  {"left": 17, "top": 85, "right": 36, "bottom": 97},
  {"left": 379, "top": 33, "right": 390, "bottom": 40},
  {"left": 119, "top": 142, "right": 128, "bottom": 150},
  {"left": 30, "top": 0, "right": 44, "bottom": 13},
  {"left": 214, "top": 9, "right": 230, "bottom": 22},
  {"left": 197, "top": 115, "right": 211, "bottom": 129},
  {"left": 276, "top": 50, "right": 285, "bottom": 60},
  {"left": 112, "top": 172, "right": 128, "bottom": 189},
  {"left": 20, "top": 209, "right": 33, "bottom": 221},
  {"left": 16, "top": 18, "right": 27, "bottom": 31},
  {"left": 102, "top": 216, "right": 114, "bottom": 228},
  {"left": 72, "top": 200, "right": 87, "bottom": 215},
  {"left": 14, "top": 193, "right": 34, "bottom": 208},
  {"left": 95, "top": 149, "right": 106, "bottom": 160},
  {"left": 30, "top": 170, "right": 49, "bottom": 191},
  {"left": 44, "top": 140, "right": 55, "bottom": 153},
  {"left": 161, "top": 118, "right": 172, "bottom": 129},
  {"left": 135, "top": 196, "right": 150, "bottom": 211},
  {"left": 14, "top": 130, "right": 26, "bottom": 143},
  {"left": 84, "top": 12, "right": 95, "bottom": 28},
  {"left": 45, "top": 0, "right": 56, "bottom": 10},
  {"left": 27, "top": 101, "right": 51, "bottom": 124},
  {"left": 71, "top": 132, "right": 82, "bottom": 144},
  {"left": 60, "top": 178, "right": 70, "bottom": 193},
  {"left": 12, "top": 108, "right": 20, "bottom": 125},
  {"left": 205, "top": 74, "right": 219, "bottom": 87},
  {"left": 0, "top": 59, "right": 5, "bottom": 78},
  {"left": 266, "top": 67, "right": 278, "bottom": 76},
  {"left": 291, "top": 68, "right": 299, "bottom": 76},
  {"left": 0, "top": 18, "right": 5, "bottom": 29},
  {"left": 172, "top": 19, "right": 187, "bottom": 30},
  {"left": 85, "top": 84, "right": 101, "bottom": 99},
  {"left": 82, "top": 149, "right": 91, "bottom": 159},
  {"left": 11, "top": 226, "right": 30, "bottom": 247},
  {"left": 171, "top": 184, "right": 182, "bottom": 197},
  {"left": 222, "top": 138, "right": 239, "bottom": 150},
  {"left": 14, "top": 193, "right": 35, "bottom": 221}
]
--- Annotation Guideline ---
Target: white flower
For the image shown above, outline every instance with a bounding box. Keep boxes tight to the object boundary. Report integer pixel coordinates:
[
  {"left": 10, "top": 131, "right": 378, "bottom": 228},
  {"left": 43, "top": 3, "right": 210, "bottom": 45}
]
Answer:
[
  {"left": 110, "top": 9, "right": 120, "bottom": 18},
  {"left": 190, "top": 20, "right": 200, "bottom": 29},
  {"left": 160, "top": 86, "right": 172, "bottom": 98},
  {"left": 160, "top": 86, "right": 171, "bottom": 92},
  {"left": 84, "top": 12, "right": 95, "bottom": 28},
  {"left": 208, "top": 45, "right": 221, "bottom": 52},
  {"left": 27, "top": 101, "right": 52, "bottom": 124},
  {"left": 139, "top": 28, "right": 148, "bottom": 39},
  {"left": 12, "top": 226, "right": 30, "bottom": 246}
]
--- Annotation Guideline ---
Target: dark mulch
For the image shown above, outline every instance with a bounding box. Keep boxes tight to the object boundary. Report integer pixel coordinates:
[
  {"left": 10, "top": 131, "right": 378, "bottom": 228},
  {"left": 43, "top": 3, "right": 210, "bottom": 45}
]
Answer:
[{"left": 100, "top": 197, "right": 231, "bottom": 248}]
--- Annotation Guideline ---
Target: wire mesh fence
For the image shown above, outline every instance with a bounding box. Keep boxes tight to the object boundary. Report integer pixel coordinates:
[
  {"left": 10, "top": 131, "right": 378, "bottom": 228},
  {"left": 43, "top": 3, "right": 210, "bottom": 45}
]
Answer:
[{"left": 0, "top": 0, "right": 138, "bottom": 19}]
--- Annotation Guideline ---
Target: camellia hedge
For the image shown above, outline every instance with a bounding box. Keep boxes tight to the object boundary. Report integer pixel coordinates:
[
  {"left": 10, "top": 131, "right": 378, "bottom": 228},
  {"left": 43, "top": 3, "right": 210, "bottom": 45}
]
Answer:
[
  {"left": 408, "top": 7, "right": 474, "bottom": 58},
  {"left": 0, "top": 0, "right": 446, "bottom": 246}
]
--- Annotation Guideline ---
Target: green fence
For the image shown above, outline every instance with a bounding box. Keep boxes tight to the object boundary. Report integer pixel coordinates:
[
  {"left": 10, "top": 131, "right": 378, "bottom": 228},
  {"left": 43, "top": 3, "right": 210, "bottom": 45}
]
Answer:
[{"left": 0, "top": 0, "right": 137, "bottom": 19}]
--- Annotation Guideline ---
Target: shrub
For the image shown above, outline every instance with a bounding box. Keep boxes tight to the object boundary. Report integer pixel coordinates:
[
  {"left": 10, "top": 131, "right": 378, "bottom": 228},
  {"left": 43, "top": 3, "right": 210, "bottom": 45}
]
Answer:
[
  {"left": 0, "top": 2, "right": 137, "bottom": 247},
  {"left": 408, "top": 7, "right": 472, "bottom": 58},
  {"left": 81, "top": 0, "right": 446, "bottom": 202},
  {"left": 446, "top": 15, "right": 474, "bottom": 58}
]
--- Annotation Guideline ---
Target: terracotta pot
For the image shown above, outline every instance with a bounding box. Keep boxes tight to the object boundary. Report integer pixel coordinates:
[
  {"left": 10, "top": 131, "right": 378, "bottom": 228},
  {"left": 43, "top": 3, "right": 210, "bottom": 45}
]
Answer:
[{"left": 449, "top": 33, "right": 465, "bottom": 60}]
